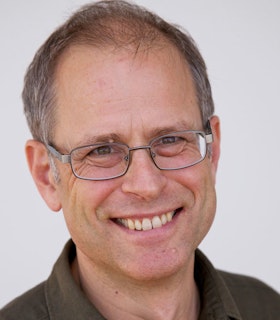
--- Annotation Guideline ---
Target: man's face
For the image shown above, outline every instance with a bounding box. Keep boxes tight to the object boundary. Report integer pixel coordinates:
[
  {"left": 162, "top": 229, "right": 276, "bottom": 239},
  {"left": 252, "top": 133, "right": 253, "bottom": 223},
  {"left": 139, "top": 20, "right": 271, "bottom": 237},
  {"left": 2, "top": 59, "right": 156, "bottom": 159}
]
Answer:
[{"left": 51, "top": 44, "right": 220, "bottom": 281}]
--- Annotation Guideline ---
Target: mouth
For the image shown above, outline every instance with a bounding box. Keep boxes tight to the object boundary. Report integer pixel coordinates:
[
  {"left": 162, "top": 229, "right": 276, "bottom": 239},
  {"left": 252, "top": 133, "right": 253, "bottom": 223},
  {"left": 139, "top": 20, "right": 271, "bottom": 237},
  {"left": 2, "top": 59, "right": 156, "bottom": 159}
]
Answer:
[{"left": 113, "top": 208, "right": 183, "bottom": 231}]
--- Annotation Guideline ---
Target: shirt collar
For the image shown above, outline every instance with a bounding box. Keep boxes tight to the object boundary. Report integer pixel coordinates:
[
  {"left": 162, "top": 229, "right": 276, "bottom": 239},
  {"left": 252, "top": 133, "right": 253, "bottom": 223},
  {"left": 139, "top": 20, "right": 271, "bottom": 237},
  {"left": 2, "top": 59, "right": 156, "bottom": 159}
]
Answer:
[
  {"left": 46, "top": 240, "right": 105, "bottom": 319},
  {"left": 195, "top": 249, "right": 242, "bottom": 320}
]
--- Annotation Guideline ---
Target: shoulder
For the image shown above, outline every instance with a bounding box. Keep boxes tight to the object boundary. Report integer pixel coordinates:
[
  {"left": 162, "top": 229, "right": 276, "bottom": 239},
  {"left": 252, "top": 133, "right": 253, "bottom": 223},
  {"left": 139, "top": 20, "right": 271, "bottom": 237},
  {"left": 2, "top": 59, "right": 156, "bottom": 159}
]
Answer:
[
  {"left": 195, "top": 249, "right": 280, "bottom": 319},
  {"left": 0, "top": 282, "right": 49, "bottom": 320},
  {"left": 218, "top": 270, "right": 280, "bottom": 318}
]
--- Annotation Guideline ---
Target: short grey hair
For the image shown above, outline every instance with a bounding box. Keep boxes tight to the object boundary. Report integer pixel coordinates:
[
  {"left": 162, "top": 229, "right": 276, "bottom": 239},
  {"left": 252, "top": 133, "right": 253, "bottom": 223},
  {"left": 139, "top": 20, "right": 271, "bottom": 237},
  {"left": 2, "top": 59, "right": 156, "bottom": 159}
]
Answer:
[{"left": 23, "top": 0, "right": 214, "bottom": 145}]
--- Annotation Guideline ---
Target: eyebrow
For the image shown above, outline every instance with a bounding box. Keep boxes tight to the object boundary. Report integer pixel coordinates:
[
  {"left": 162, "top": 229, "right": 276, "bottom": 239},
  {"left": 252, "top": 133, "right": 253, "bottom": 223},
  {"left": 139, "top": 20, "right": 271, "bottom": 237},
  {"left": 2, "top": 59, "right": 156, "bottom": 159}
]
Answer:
[
  {"left": 74, "top": 133, "right": 123, "bottom": 147},
  {"left": 148, "top": 120, "right": 201, "bottom": 138},
  {"left": 74, "top": 119, "right": 201, "bottom": 148}
]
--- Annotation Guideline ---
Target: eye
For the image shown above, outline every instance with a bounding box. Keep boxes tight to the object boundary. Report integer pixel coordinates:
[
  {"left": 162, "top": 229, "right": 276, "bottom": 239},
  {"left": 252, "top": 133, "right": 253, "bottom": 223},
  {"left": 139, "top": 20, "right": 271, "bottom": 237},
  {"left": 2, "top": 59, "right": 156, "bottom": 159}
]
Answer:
[
  {"left": 154, "top": 135, "right": 185, "bottom": 148},
  {"left": 72, "top": 144, "right": 115, "bottom": 162},
  {"left": 160, "top": 136, "right": 181, "bottom": 145},
  {"left": 86, "top": 143, "right": 127, "bottom": 159},
  {"left": 92, "top": 145, "right": 113, "bottom": 156}
]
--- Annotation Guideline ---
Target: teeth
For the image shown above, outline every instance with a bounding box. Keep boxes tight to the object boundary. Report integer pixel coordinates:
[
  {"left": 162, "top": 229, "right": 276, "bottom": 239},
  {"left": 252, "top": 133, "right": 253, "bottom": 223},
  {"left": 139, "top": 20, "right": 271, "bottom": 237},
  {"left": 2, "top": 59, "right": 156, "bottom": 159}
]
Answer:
[
  {"left": 142, "top": 218, "right": 152, "bottom": 231},
  {"left": 117, "top": 211, "right": 176, "bottom": 231},
  {"left": 134, "top": 219, "right": 142, "bottom": 231},
  {"left": 160, "top": 214, "right": 167, "bottom": 225},
  {"left": 166, "top": 212, "right": 173, "bottom": 222},
  {"left": 152, "top": 216, "right": 162, "bottom": 229},
  {"left": 127, "top": 219, "right": 135, "bottom": 230}
]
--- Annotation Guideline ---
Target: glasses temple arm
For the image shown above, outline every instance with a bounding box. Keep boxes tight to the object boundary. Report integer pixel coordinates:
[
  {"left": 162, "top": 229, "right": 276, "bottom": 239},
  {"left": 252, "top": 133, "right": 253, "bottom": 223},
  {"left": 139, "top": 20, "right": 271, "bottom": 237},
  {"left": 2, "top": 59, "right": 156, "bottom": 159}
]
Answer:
[
  {"left": 46, "top": 145, "right": 71, "bottom": 163},
  {"left": 205, "top": 120, "right": 213, "bottom": 144}
]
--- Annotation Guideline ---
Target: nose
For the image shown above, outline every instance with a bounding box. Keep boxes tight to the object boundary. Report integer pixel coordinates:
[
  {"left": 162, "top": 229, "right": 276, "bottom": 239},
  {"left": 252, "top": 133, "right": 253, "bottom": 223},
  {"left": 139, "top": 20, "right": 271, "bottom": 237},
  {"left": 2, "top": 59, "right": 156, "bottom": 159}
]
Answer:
[{"left": 121, "top": 148, "right": 167, "bottom": 200}]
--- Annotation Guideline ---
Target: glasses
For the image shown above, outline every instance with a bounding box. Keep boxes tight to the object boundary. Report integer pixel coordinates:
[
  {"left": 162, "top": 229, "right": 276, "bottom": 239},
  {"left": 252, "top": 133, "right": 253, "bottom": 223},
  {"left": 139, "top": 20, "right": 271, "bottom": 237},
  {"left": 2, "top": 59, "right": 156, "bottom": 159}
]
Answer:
[{"left": 47, "top": 124, "right": 213, "bottom": 181}]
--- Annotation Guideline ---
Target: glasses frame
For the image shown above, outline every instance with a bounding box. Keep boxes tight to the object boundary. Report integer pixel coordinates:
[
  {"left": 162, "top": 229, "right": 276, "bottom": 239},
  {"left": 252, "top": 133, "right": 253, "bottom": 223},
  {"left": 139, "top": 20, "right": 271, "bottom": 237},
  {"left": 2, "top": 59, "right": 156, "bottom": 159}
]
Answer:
[{"left": 46, "top": 120, "right": 213, "bottom": 181}]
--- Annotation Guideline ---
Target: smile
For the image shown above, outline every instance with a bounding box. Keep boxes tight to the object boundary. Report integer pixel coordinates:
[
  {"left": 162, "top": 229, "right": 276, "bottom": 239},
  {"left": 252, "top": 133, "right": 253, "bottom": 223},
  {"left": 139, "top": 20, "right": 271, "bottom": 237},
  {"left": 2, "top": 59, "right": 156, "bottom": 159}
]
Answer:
[{"left": 115, "top": 208, "right": 182, "bottom": 231}]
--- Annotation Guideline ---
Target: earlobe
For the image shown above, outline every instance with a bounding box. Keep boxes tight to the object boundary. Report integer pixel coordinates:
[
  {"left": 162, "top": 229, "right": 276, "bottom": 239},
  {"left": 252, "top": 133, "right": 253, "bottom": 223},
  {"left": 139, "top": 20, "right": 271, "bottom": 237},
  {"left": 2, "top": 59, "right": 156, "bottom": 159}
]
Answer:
[
  {"left": 25, "top": 140, "right": 62, "bottom": 212},
  {"left": 209, "top": 116, "right": 221, "bottom": 177}
]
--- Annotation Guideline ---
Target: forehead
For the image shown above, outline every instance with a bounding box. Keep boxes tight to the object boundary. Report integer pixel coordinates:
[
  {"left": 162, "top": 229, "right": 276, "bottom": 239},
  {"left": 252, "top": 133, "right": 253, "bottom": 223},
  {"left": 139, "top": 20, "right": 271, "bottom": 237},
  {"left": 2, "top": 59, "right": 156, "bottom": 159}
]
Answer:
[{"left": 53, "top": 44, "right": 201, "bottom": 147}]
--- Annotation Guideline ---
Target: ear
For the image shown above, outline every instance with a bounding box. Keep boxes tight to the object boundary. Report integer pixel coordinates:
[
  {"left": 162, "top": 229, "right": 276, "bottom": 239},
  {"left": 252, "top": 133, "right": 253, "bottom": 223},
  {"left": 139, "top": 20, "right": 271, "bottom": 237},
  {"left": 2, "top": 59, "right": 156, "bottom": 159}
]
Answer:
[
  {"left": 209, "top": 116, "right": 221, "bottom": 180},
  {"left": 25, "top": 140, "right": 62, "bottom": 212}
]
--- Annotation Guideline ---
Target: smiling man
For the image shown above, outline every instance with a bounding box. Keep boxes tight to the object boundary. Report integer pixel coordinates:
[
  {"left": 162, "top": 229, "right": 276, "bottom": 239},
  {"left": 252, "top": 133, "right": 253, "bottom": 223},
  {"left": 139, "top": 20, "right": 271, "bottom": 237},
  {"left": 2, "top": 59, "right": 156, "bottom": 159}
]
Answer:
[{"left": 1, "top": 1, "right": 279, "bottom": 320}]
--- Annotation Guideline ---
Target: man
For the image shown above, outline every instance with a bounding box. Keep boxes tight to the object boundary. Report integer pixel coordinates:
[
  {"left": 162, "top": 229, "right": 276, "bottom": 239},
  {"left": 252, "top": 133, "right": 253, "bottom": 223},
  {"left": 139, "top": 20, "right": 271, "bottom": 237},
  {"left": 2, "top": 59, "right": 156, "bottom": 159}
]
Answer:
[{"left": 1, "top": 1, "right": 279, "bottom": 319}]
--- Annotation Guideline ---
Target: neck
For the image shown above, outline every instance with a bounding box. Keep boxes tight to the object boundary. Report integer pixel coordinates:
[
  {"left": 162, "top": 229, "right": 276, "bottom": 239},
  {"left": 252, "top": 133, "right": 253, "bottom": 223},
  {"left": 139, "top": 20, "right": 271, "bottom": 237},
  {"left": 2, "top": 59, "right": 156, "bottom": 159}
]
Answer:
[{"left": 71, "top": 251, "right": 200, "bottom": 320}]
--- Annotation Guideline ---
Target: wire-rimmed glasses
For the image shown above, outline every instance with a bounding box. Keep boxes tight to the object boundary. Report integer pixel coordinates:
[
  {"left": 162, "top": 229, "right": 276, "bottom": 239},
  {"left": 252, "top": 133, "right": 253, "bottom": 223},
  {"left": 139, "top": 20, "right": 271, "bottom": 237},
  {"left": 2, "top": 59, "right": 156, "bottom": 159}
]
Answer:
[{"left": 47, "top": 124, "right": 213, "bottom": 181}]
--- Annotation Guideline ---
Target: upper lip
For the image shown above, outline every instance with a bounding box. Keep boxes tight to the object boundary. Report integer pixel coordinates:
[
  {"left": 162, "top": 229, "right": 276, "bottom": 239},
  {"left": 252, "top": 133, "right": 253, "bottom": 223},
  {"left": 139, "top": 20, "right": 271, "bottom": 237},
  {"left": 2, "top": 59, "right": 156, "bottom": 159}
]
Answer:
[{"left": 111, "top": 207, "right": 182, "bottom": 220}]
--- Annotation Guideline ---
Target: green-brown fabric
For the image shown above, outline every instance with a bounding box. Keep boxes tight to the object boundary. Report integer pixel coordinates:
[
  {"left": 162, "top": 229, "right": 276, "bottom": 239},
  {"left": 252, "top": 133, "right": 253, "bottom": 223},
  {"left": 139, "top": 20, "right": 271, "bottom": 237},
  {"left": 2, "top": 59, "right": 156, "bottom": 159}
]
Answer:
[{"left": 1, "top": 240, "right": 279, "bottom": 319}]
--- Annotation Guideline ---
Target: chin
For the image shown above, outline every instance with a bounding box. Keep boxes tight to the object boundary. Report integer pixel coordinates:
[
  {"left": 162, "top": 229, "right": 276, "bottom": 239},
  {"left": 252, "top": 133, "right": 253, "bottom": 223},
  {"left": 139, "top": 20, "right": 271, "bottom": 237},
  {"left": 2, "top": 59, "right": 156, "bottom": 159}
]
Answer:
[{"left": 119, "top": 247, "right": 192, "bottom": 283}]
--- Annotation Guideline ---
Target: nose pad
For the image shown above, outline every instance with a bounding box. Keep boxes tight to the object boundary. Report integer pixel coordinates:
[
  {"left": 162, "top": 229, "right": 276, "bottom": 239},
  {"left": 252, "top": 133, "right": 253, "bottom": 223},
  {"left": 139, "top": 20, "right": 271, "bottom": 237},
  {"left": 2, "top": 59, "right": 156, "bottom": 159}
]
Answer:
[{"left": 150, "top": 150, "right": 156, "bottom": 159}]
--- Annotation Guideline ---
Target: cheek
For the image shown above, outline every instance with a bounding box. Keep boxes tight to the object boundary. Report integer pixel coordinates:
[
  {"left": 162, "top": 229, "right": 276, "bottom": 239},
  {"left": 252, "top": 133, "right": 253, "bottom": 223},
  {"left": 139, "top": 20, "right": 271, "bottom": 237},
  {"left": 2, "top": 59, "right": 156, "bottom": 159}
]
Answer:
[
  {"left": 168, "top": 164, "right": 209, "bottom": 197},
  {"left": 191, "top": 163, "right": 217, "bottom": 217},
  {"left": 173, "top": 163, "right": 217, "bottom": 222},
  {"left": 190, "top": 164, "right": 217, "bottom": 241},
  {"left": 58, "top": 179, "right": 119, "bottom": 246},
  {"left": 59, "top": 176, "right": 120, "bottom": 220}
]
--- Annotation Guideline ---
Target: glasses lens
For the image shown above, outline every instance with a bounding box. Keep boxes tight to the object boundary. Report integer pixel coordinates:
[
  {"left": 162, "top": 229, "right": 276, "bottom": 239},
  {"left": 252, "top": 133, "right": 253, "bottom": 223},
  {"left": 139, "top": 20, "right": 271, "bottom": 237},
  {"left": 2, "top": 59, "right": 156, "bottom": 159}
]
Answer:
[
  {"left": 70, "top": 143, "right": 129, "bottom": 180},
  {"left": 151, "top": 131, "right": 206, "bottom": 170}
]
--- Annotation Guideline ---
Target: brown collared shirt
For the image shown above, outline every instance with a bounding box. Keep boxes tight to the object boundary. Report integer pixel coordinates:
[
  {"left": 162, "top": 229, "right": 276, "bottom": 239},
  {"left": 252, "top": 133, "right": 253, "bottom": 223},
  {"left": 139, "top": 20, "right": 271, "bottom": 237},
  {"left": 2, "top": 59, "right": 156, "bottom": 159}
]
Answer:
[{"left": 1, "top": 240, "right": 280, "bottom": 319}]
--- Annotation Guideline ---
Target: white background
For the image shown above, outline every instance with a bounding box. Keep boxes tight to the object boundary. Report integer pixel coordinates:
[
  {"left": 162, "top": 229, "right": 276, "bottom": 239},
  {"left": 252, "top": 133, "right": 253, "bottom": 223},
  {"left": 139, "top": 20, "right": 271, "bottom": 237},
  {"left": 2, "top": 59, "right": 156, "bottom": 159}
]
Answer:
[{"left": 1, "top": 0, "right": 279, "bottom": 308}]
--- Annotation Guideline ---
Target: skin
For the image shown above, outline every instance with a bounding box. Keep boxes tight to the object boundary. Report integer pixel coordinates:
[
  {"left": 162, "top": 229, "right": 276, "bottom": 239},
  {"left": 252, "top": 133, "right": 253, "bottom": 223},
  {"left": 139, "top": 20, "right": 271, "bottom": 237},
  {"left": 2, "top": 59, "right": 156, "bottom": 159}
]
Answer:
[{"left": 26, "top": 43, "right": 220, "bottom": 319}]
